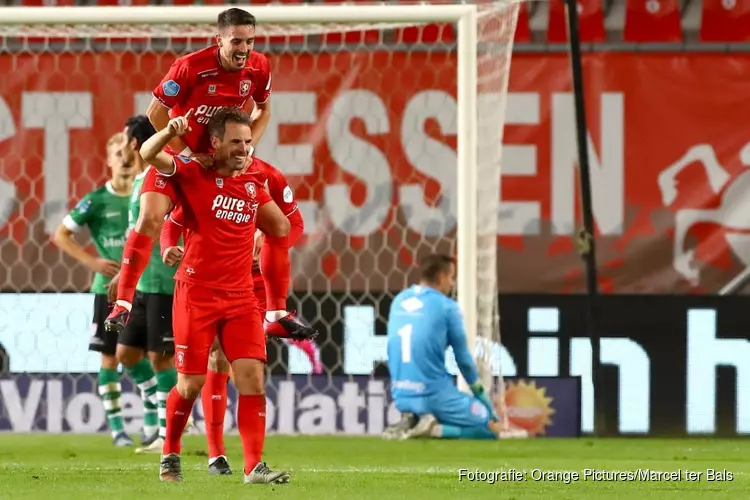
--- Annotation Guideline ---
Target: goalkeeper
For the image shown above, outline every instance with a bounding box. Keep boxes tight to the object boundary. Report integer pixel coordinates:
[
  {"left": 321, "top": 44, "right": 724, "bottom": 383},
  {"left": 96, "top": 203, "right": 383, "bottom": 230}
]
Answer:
[{"left": 384, "top": 253, "right": 503, "bottom": 440}]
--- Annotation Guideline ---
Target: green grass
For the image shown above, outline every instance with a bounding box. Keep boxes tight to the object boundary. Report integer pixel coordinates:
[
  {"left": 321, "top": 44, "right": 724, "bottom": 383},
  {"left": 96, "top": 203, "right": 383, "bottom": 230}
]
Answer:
[{"left": 0, "top": 434, "right": 748, "bottom": 499}]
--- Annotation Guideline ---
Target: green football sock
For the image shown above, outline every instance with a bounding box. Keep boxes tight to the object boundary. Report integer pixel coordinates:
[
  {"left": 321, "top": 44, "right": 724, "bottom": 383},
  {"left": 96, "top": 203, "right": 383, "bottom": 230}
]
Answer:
[
  {"left": 155, "top": 367, "right": 177, "bottom": 439},
  {"left": 98, "top": 368, "right": 124, "bottom": 437},
  {"left": 126, "top": 358, "right": 159, "bottom": 436}
]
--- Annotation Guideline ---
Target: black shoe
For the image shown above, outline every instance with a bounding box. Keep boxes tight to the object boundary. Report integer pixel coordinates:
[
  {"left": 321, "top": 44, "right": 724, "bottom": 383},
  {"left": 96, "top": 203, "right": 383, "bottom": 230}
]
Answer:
[
  {"left": 104, "top": 304, "right": 129, "bottom": 334},
  {"left": 264, "top": 311, "right": 319, "bottom": 341},
  {"left": 208, "top": 456, "right": 233, "bottom": 475},
  {"left": 159, "top": 453, "right": 183, "bottom": 482}
]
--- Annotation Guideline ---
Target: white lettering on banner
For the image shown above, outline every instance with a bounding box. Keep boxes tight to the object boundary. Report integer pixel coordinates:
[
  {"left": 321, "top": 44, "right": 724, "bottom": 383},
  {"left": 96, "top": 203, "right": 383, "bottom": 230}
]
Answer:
[
  {"left": 325, "top": 90, "right": 393, "bottom": 236},
  {"left": 499, "top": 92, "right": 541, "bottom": 235},
  {"left": 0, "top": 379, "right": 44, "bottom": 431},
  {"left": 400, "top": 90, "right": 457, "bottom": 237},
  {"left": 22, "top": 92, "right": 92, "bottom": 235},
  {"left": 552, "top": 92, "right": 624, "bottom": 235},
  {"left": 255, "top": 90, "right": 624, "bottom": 238},
  {"left": 0, "top": 97, "right": 17, "bottom": 229},
  {"left": 256, "top": 92, "right": 318, "bottom": 233},
  {"left": 686, "top": 309, "right": 750, "bottom": 434}
]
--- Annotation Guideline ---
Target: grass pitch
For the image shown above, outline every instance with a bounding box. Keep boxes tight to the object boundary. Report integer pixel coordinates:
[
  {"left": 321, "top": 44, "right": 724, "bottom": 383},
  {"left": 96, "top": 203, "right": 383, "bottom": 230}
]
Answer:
[{"left": 0, "top": 434, "right": 748, "bottom": 499}]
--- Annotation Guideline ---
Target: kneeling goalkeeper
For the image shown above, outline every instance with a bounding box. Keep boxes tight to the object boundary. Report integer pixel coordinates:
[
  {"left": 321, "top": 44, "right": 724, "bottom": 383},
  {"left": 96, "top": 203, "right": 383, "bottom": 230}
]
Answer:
[{"left": 384, "top": 253, "right": 510, "bottom": 440}]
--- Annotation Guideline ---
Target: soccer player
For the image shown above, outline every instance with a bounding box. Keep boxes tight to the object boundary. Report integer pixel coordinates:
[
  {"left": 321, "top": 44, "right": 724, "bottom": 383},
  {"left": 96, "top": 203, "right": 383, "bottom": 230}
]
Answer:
[
  {"left": 385, "top": 254, "right": 510, "bottom": 440},
  {"left": 140, "top": 107, "right": 295, "bottom": 484},
  {"left": 105, "top": 8, "right": 312, "bottom": 342},
  {"left": 53, "top": 132, "right": 136, "bottom": 447},
  {"left": 160, "top": 157, "right": 322, "bottom": 474},
  {"left": 110, "top": 115, "right": 179, "bottom": 454}
]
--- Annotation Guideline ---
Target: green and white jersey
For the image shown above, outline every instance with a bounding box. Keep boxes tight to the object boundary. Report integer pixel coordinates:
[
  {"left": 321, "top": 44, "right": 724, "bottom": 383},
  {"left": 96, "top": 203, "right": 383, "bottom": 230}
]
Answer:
[
  {"left": 63, "top": 181, "right": 129, "bottom": 295},
  {"left": 130, "top": 167, "right": 177, "bottom": 295}
]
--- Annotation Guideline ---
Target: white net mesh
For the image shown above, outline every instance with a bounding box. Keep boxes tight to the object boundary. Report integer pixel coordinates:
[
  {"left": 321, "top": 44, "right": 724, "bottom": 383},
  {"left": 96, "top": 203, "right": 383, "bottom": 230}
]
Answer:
[{"left": 0, "top": 2, "right": 521, "bottom": 434}]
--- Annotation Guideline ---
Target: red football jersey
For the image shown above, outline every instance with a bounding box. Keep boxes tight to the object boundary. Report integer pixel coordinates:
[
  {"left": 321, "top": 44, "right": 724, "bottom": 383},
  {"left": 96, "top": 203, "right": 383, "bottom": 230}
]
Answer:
[
  {"left": 152, "top": 46, "right": 272, "bottom": 154},
  {"left": 251, "top": 157, "right": 298, "bottom": 218},
  {"left": 160, "top": 155, "right": 272, "bottom": 292}
]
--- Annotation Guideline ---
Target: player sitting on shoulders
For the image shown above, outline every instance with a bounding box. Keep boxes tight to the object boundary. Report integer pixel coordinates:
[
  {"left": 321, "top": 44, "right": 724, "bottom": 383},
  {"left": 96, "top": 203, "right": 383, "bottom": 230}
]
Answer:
[
  {"left": 160, "top": 157, "right": 322, "bottom": 475},
  {"left": 140, "top": 107, "right": 298, "bottom": 484},
  {"left": 107, "top": 115, "right": 181, "bottom": 454},
  {"left": 105, "top": 7, "right": 311, "bottom": 342},
  {"left": 53, "top": 132, "right": 136, "bottom": 447},
  {"left": 384, "top": 254, "right": 525, "bottom": 440}
]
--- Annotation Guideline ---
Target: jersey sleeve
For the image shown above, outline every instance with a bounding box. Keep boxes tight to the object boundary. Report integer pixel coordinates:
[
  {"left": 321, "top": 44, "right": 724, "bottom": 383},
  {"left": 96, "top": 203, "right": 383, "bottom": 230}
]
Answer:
[
  {"left": 445, "top": 300, "right": 479, "bottom": 387},
  {"left": 267, "top": 169, "right": 298, "bottom": 217},
  {"left": 152, "top": 57, "right": 191, "bottom": 110},
  {"left": 62, "top": 193, "right": 95, "bottom": 232},
  {"left": 252, "top": 55, "right": 272, "bottom": 104},
  {"left": 140, "top": 167, "right": 180, "bottom": 207}
]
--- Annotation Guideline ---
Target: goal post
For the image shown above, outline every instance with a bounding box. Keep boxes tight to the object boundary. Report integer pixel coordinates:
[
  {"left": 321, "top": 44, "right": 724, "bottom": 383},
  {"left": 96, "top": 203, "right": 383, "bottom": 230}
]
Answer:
[{"left": 0, "top": 2, "right": 526, "bottom": 433}]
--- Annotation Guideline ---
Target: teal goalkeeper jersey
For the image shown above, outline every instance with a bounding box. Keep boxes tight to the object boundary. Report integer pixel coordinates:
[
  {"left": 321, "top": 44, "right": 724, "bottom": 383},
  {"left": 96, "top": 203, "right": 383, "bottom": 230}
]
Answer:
[
  {"left": 63, "top": 181, "right": 130, "bottom": 295},
  {"left": 129, "top": 168, "right": 177, "bottom": 295}
]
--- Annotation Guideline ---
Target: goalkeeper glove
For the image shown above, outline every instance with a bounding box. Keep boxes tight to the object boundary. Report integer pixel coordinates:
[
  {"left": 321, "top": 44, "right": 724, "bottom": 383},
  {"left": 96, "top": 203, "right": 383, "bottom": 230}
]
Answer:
[{"left": 470, "top": 382, "right": 499, "bottom": 422}]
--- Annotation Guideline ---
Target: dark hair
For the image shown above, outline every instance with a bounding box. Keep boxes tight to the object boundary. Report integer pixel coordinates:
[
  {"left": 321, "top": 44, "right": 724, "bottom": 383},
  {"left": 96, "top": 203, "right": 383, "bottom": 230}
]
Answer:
[
  {"left": 207, "top": 108, "right": 253, "bottom": 139},
  {"left": 124, "top": 115, "right": 156, "bottom": 148},
  {"left": 418, "top": 253, "right": 456, "bottom": 283},
  {"left": 217, "top": 8, "right": 256, "bottom": 30}
]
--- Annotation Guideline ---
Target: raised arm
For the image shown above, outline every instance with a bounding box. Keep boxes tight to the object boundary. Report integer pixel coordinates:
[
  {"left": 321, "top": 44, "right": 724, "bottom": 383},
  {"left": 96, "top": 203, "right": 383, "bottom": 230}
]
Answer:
[{"left": 140, "top": 110, "right": 193, "bottom": 175}]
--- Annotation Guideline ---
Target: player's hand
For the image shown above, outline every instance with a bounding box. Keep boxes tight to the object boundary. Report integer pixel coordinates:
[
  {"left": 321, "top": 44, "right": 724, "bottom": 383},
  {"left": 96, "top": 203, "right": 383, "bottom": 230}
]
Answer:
[
  {"left": 253, "top": 230, "right": 264, "bottom": 263},
  {"left": 470, "top": 382, "right": 500, "bottom": 422},
  {"left": 167, "top": 108, "right": 193, "bottom": 137},
  {"left": 162, "top": 246, "right": 184, "bottom": 267},
  {"left": 191, "top": 153, "right": 214, "bottom": 170},
  {"left": 105, "top": 271, "right": 120, "bottom": 303},
  {"left": 89, "top": 258, "right": 120, "bottom": 278}
]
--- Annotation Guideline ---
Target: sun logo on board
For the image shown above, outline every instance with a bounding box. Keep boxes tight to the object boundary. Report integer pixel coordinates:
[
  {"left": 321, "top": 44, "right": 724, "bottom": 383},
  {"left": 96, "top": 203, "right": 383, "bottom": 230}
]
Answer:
[{"left": 503, "top": 379, "right": 555, "bottom": 436}]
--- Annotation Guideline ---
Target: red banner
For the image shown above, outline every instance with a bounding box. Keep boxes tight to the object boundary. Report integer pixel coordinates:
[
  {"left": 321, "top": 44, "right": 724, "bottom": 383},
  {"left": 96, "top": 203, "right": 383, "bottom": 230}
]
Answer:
[{"left": 0, "top": 51, "right": 748, "bottom": 293}]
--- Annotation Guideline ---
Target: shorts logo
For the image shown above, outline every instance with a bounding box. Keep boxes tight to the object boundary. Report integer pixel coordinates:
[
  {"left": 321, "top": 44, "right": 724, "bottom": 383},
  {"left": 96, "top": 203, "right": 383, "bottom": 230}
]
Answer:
[
  {"left": 471, "top": 401, "right": 489, "bottom": 419},
  {"left": 176, "top": 351, "right": 184, "bottom": 367},
  {"left": 245, "top": 182, "right": 256, "bottom": 199},
  {"left": 162, "top": 80, "right": 180, "bottom": 97},
  {"left": 155, "top": 177, "right": 167, "bottom": 189},
  {"left": 239, "top": 80, "right": 251, "bottom": 97}
]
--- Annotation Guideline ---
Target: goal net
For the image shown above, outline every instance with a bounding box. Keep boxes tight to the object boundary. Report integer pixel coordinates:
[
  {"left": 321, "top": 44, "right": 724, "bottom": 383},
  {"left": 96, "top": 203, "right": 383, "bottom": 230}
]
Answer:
[{"left": 0, "top": 2, "right": 521, "bottom": 435}]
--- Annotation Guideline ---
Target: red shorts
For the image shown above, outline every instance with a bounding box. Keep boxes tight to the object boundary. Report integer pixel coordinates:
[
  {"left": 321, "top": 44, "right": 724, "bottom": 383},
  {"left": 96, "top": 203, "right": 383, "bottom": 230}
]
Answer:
[
  {"left": 172, "top": 281, "right": 266, "bottom": 375},
  {"left": 140, "top": 167, "right": 179, "bottom": 206},
  {"left": 252, "top": 271, "right": 266, "bottom": 314}
]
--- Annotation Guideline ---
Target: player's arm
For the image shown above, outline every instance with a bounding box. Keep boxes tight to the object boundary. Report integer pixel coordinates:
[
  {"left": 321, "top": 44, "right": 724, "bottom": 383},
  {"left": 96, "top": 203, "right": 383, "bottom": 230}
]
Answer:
[
  {"left": 445, "top": 301, "right": 479, "bottom": 387},
  {"left": 140, "top": 110, "right": 193, "bottom": 175},
  {"left": 53, "top": 196, "right": 119, "bottom": 277},
  {"left": 446, "top": 301, "right": 499, "bottom": 421},
  {"left": 148, "top": 58, "right": 193, "bottom": 155},
  {"left": 256, "top": 191, "right": 291, "bottom": 238},
  {"left": 160, "top": 213, "right": 183, "bottom": 267},
  {"left": 250, "top": 59, "right": 272, "bottom": 147}
]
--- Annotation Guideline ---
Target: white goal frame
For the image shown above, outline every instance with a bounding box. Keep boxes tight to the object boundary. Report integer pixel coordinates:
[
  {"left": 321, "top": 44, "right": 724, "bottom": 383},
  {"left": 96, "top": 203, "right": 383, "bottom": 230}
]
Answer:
[{"left": 1, "top": 4, "right": 486, "bottom": 392}]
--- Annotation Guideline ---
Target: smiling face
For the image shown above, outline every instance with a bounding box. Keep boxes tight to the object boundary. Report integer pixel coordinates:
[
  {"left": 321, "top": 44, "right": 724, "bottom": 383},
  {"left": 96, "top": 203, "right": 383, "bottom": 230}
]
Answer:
[
  {"left": 211, "top": 120, "right": 253, "bottom": 171},
  {"left": 216, "top": 24, "right": 255, "bottom": 71}
]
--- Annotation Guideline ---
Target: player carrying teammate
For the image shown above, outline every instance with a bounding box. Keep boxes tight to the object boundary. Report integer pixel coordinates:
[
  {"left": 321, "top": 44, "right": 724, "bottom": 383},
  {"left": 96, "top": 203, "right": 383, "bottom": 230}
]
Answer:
[
  {"left": 53, "top": 132, "right": 136, "bottom": 447},
  {"left": 140, "top": 108, "right": 295, "bottom": 484},
  {"left": 109, "top": 116, "right": 179, "bottom": 454},
  {"left": 105, "top": 7, "right": 314, "bottom": 342},
  {"left": 160, "top": 156, "right": 322, "bottom": 474},
  {"left": 384, "top": 254, "right": 520, "bottom": 440}
]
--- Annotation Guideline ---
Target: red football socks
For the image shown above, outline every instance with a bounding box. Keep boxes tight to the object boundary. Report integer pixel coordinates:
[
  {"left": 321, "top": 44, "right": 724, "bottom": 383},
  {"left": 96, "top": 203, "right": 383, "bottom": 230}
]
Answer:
[
  {"left": 117, "top": 229, "right": 153, "bottom": 304},
  {"left": 202, "top": 369, "right": 230, "bottom": 459},
  {"left": 260, "top": 236, "right": 291, "bottom": 311},
  {"left": 237, "top": 394, "right": 266, "bottom": 475},
  {"left": 163, "top": 387, "right": 195, "bottom": 456}
]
